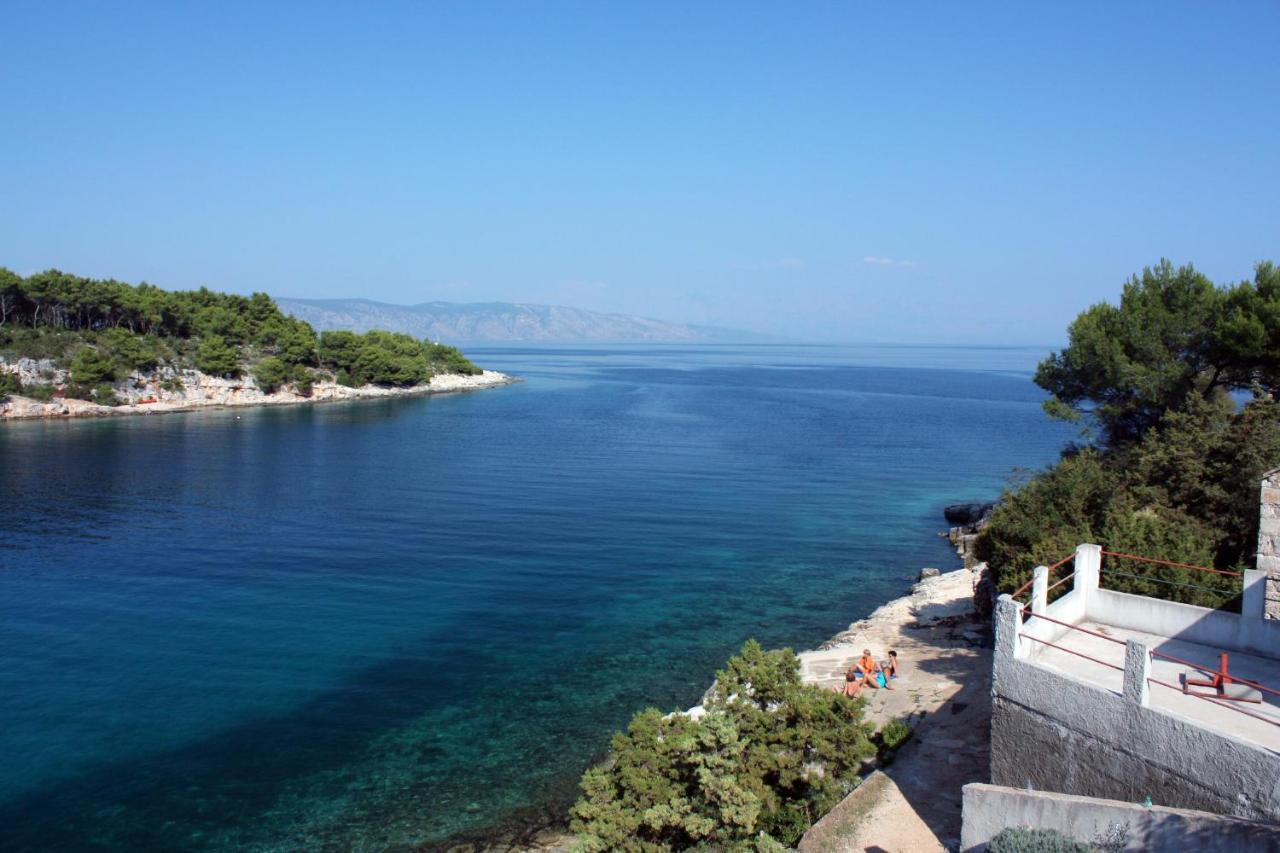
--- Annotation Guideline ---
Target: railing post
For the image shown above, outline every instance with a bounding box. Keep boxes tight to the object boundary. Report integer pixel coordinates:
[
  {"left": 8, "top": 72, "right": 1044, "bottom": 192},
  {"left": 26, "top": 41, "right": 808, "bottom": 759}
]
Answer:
[
  {"left": 1123, "top": 639, "right": 1150, "bottom": 707},
  {"left": 1243, "top": 569, "right": 1267, "bottom": 621},
  {"left": 1074, "top": 543, "right": 1102, "bottom": 613},
  {"left": 1031, "top": 565, "right": 1048, "bottom": 616},
  {"left": 995, "top": 594, "right": 1023, "bottom": 668}
]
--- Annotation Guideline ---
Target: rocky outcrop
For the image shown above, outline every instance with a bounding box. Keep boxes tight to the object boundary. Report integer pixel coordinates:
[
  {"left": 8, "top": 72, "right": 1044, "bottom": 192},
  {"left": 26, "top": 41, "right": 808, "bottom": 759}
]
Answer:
[
  {"left": 0, "top": 359, "right": 514, "bottom": 420},
  {"left": 943, "top": 502, "right": 994, "bottom": 526}
]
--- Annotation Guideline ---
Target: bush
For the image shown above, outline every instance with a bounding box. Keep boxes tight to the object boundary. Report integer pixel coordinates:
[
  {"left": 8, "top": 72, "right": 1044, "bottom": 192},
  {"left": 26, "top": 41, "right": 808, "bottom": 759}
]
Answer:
[
  {"left": 335, "top": 369, "right": 359, "bottom": 388},
  {"left": 988, "top": 827, "right": 1095, "bottom": 853},
  {"left": 290, "top": 364, "right": 314, "bottom": 396},
  {"left": 99, "top": 327, "right": 158, "bottom": 373},
  {"left": 24, "top": 383, "right": 56, "bottom": 402},
  {"left": 570, "top": 640, "right": 875, "bottom": 850},
  {"left": 0, "top": 371, "right": 20, "bottom": 400},
  {"left": 194, "top": 335, "right": 242, "bottom": 377},
  {"left": 70, "top": 346, "right": 117, "bottom": 384},
  {"left": 160, "top": 376, "right": 185, "bottom": 393},
  {"left": 254, "top": 356, "right": 289, "bottom": 393},
  {"left": 91, "top": 383, "right": 122, "bottom": 406},
  {"left": 879, "top": 719, "right": 912, "bottom": 751}
]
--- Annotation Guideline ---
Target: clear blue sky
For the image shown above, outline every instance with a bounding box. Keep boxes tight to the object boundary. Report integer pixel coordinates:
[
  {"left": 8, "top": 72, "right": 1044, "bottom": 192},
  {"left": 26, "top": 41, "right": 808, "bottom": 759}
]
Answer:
[{"left": 2, "top": 2, "right": 1277, "bottom": 343}]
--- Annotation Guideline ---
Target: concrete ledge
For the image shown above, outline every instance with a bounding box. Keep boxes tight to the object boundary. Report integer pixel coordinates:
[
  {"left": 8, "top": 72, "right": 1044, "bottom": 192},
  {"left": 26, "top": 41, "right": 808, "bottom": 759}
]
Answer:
[
  {"left": 961, "top": 783, "right": 1280, "bottom": 852},
  {"left": 799, "top": 770, "right": 944, "bottom": 853}
]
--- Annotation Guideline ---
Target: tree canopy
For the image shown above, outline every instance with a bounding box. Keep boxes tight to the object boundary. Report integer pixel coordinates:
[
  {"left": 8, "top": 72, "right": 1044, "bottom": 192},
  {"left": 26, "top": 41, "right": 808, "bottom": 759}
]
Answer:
[
  {"left": 0, "top": 268, "right": 482, "bottom": 401},
  {"left": 979, "top": 259, "right": 1280, "bottom": 607},
  {"left": 1035, "top": 260, "right": 1280, "bottom": 447},
  {"left": 570, "top": 640, "right": 876, "bottom": 851}
]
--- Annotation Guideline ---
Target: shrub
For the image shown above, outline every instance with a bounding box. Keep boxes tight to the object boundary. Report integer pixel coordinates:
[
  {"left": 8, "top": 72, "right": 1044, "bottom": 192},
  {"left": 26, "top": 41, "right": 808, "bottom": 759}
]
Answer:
[
  {"left": 570, "top": 640, "right": 875, "bottom": 850},
  {"left": 0, "top": 371, "right": 20, "bottom": 400},
  {"left": 290, "top": 364, "right": 314, "bottom": 396},
  {"left": 91, "top": 383, "right": 122, "bottom": 406},
  {"left": 70, "top": 346, "right": 117, "bottom": 384},
  {"left": 988, "top": 826, "right": 1096, "bottom": 853},
  {"left": 194, "top": 335, "right": 242, "bottom": 377},
  {"left": 24, "top": 383, "right": 56, "bottom": 402},
  {"left": 254, "top": 356, "right": 289, "bottom": 393},
  {"left": 335, "top": 369, "right": 359, "bottom": 388},
  {"left": 99, "top": 327, "right": 158, "bottom": 373},
  {"left": 160, "top": 376, "right": 185, "bottom": 393},
  {"left": 879, "top": 719, "right": 912, "bottom": 751}
]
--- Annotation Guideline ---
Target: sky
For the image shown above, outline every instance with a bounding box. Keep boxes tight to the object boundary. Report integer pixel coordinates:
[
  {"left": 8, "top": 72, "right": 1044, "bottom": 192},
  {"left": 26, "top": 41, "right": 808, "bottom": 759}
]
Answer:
[{"left": 1, "top": 2, "right": 1277, "bottom": 344}]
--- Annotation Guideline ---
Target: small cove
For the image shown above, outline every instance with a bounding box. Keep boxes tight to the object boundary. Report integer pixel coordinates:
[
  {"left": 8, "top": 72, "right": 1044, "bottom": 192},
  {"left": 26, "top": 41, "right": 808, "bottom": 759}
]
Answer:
[{"left": 0, "top": 344, "right": 1075, "bottom": 850}]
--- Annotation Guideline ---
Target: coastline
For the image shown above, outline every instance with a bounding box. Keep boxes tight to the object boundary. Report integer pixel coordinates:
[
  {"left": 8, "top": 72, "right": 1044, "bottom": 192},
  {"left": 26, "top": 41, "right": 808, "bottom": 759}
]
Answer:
[
  {"left": 496, "top": 531, "right": 991, "bottom": 852},
  {"left": 0, "top": 366, "right": 517, "bottom": 421}
]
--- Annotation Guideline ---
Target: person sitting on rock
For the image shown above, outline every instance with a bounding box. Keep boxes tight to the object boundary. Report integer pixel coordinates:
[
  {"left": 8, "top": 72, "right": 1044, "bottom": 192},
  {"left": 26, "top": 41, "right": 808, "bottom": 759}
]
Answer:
[
  {"left": 858, "top": 648, "right": 893, "bottom": 690},
  {"left": 835, "top": 660, "right": 864, "bottom": 697},
  {"left": 882, "top": 649, "right": 899, "bottom": 681}
]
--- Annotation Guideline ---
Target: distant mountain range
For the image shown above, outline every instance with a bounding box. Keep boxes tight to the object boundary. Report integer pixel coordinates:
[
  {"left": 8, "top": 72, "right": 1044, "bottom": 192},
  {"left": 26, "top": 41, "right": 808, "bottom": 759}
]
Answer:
[{"left": 277, "top": 298, "right": 770, "bottom": 344}]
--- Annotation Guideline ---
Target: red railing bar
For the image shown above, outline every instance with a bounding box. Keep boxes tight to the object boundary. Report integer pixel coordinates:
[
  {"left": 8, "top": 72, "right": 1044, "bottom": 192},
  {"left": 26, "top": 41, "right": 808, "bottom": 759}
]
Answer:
[
  {"left": 1021, "top": 610, "right": 1127, "bottom": 645},
  {"left": 1147, "top": 677, "right": 1280, "bottom": 729},
  {"left": 1149, "top": 650, "right": 1280, "bottom": 699},
  {"left": 1010, "top": 554, "right": 1077, "bottom": 600},
  {"left": 1100, "top": 551, "right": 1242, "bottom": 578},
  {"left": 1020, "top": 633, "right": 1124, "bottom": 672},
  {"left": 1046, "top": 572, "right": 1075, "bottom": 594}
]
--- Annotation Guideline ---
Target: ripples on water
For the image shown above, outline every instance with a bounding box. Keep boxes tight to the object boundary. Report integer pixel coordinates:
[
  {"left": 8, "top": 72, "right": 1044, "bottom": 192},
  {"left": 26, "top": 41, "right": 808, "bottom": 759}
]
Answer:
[{"left": 0, "top": 344, "right": 1073, "bottom": 850}]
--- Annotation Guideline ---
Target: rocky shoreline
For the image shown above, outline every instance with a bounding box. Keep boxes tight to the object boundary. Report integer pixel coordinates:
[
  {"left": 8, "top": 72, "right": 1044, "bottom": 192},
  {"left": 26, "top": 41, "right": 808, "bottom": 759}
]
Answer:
[
  {"left": 0, "top": 357, "right": 516, "bottom": 421},
  {"left": 497, "top": 511, "right": 996, "bottom": 853}
]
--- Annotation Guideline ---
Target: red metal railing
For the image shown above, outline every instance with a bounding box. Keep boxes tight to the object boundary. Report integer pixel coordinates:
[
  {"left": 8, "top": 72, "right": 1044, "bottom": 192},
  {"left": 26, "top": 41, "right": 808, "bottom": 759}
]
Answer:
[
  {"left": 1099, "top": 551, "right": 1242, "bottom": 578},
  {"left": 1011, "top": 552, "right": 1076, "bottom": 602},
  {"left": 1018, "top": 608, "right": 1125, "bottom": 673}
]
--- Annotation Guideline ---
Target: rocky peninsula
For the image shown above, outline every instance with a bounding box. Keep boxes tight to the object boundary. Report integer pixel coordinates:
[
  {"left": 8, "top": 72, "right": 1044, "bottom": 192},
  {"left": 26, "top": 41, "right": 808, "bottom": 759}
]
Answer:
[{"left": 0, "top": 357, "right": 515, "bottom": 421}]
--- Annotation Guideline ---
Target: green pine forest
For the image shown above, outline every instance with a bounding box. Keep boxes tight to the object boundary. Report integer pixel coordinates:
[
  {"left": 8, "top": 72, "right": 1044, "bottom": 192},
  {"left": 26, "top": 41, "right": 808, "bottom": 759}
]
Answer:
[{"left": 0, "top": 268, "right": 481, "bottom": 405}]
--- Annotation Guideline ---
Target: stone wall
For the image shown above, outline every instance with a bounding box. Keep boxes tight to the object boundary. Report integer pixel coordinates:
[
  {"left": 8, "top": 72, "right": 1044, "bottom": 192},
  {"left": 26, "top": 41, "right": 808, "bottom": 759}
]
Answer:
[{"left": 1256, "top": 467, "right": 1280, "bottom": 619}]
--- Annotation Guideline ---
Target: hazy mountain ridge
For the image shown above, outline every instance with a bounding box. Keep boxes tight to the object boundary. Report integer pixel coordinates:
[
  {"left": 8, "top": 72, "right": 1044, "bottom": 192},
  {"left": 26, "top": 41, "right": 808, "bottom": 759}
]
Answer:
[{"left": 277, "top": 298, "right": 769, "bottom": 344}]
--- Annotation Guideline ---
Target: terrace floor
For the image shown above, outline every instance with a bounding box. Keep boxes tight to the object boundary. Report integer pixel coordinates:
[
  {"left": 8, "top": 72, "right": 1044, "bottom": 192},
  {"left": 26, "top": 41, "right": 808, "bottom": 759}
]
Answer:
[{"left": 1024, "top": 621, "right": 1280, "bottom": 754}]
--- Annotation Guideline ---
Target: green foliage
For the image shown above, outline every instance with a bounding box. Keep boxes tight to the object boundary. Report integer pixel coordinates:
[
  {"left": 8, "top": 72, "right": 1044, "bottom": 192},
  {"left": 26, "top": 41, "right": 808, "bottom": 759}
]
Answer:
[
  {"left": 92, "top": 383, "right": 121, "bottom": 406},
  {"left": 254, "top": 356, "right": 290, "bottom": 393},
  {"left": 99, "top": 327, "right": 158, "bottom": 373},
  {"left": 988, "top": 827, "right": 1095, "bottom": 853},
  {"left": 24, "top": 383, "right": 56, "bottom": 402},
  {"left": 879, "top": 719, "right": 912, "bottom": 751},
  {"left": 70, "top": 346, "right": 116, "bottom": 384},
  {"left": 0, "top": 268, "right": 485, "bottom": 393},
  {"left": 1036, "top": 260, "right": 1280, "bottom": 448},
  {"left": 570, "top": 640, "right": 875, "bottom": 850},
  {"left": 290, "top": 364, "right": 314, "bottom": 396},
  {"left": 160, "top": 376, "right": 184, "bottom": 393},
  {"left": 195, "top": 335, "right": 241, "bottom": 378},
  {"left": 0, "top": 370, "right": 19, "bottom": 399},
  {"left": 429, "top": 342, "right": 482, "bottom": 376},
  {"left": 980, "top": 260, "right": 1280, "bottom": 609}
]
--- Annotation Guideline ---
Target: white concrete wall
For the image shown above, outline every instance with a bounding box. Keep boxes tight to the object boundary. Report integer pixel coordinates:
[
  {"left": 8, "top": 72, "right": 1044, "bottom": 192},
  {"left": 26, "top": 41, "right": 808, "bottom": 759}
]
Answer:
[
  {"left": 991, "top": 596, "right": 1280, "bottom": 822},
  {"left": 961, "top": 783, "right": 1280, "bottom": 852},
  {"left": 1089, "top": 587, "right": 1280, "bottom": 659}
]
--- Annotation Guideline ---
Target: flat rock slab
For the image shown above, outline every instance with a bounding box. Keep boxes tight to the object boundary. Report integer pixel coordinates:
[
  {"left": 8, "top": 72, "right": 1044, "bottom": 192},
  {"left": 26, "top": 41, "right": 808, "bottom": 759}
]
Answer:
[{"left": 799, "top": 770, "right": 945, "bottom": 853}]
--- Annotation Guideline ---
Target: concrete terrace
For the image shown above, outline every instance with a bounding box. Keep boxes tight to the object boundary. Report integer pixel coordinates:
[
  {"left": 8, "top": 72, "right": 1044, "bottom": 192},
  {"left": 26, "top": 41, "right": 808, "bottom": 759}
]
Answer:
[
  {"left": 1024, "top": 620, "right": 1280, "bottom": 753},
  {"left": 991, "top": 542, "right": 1280, "bottom": 822}
]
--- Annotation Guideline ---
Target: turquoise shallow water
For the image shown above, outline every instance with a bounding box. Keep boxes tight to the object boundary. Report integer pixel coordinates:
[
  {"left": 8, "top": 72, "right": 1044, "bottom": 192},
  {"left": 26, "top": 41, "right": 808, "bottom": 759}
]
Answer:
[{"left": 0, "top": 344, "right": 1074, "bottom": 850}]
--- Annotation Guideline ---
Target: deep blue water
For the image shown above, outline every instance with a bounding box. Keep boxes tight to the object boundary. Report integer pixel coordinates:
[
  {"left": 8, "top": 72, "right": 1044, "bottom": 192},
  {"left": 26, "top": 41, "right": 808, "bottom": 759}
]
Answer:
[{"left": 0, "top": 344, "right": 1074, "bottom": 851}]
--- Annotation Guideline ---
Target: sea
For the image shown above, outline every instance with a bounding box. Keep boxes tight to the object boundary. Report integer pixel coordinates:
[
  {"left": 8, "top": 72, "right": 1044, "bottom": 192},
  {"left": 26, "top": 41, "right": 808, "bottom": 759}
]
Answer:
[{"left": 0, "top": 344, "right": 1076, "bottom": 851}]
